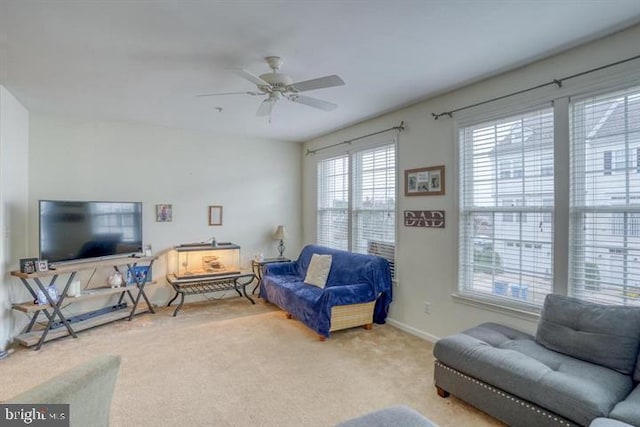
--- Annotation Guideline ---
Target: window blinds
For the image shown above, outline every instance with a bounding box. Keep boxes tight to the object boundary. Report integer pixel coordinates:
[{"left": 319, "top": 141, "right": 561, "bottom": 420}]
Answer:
[
  {"left": 353, "top": 145, "right": 396, "bottom": 276},
  {"left": 317, "top": 154, "right": 349, "bottom": 251},
  {"left": 316, "top": 142, "right": 396, "bottom": 276},
  {"left": 570, "top": 85, "right": 640, "bottom": 305},
  {"left": 459, "top": 106, "right": 554, "bottom": 306}
]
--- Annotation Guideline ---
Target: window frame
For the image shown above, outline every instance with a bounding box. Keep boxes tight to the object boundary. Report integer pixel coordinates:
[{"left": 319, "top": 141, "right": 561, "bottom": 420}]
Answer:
[
  {"left": 457, "top": 105, "right": 556, "bottom": 310},
  {"left": 456, "top": 81, "right": 640, "bottom": 312},
  {"left": 315, "top": 136, "right": 398, "bottom": 277}
]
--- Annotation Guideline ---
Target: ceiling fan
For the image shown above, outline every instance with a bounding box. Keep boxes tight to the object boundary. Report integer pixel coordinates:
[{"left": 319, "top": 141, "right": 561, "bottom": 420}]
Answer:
[{"left": 198, "top": 56, "right": 345, "bottom": 119}]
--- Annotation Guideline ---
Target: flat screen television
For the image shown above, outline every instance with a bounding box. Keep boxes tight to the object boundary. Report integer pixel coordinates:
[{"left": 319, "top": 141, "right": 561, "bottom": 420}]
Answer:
[{"left": 39, "top": 200, "right": 143, "bottom": 264}]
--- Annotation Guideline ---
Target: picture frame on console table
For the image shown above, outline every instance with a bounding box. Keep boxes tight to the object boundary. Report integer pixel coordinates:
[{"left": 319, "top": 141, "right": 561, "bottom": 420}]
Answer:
[
  {"left": 127, "top": 266, "right": 152, "bottom": 285},
  {"left": 37, "top": 260, "right": 49, "bottom": 272},
  {"left": 19, "top": 258, "right": 38, "bottom": 274}
]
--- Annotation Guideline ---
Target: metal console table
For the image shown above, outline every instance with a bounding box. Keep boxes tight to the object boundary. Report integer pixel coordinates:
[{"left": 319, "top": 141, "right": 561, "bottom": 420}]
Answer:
[
  {"left": 10, "top": 256, "right": 156, "bottom": 351},
  {"left": 166, "top": 272, "right": 256, "bottom": 316}
]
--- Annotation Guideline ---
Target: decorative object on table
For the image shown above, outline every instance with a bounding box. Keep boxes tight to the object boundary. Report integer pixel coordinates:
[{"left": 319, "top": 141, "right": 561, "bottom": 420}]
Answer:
[
  {"left": 404, "top": 165, "right": 445, "bottom": 196},
  {"left": 171, "top": 243, "right": 240, "bottom": 279},
  {"left": 35, "top": 284, "right": 59, "bottom": 305},
  {"left": 144, "top": 244, "right": 153, "bottom": 257},
  {"left": 126, "top": 266, "right": 151, "bottom": 285},
  {"left": 108, "top": 271, "right": 124, "bottom": 288},
  {"left": 156, "top": 204, "right": 172, "bottom": 222},
  {"left": 67, "top": 279, "right": 82, "bottom": 298},
  {"left": 273, "top": 225, "right": 287, "bottom": 258},
  {"left": 19, "top": 258, "right": 38, "bottom": 274},
  {"left": 208, "top": 205, "right": 223, "bottom": 226},
  {"left": 403, "top": 210, "right": 446, "bottom": 228},
  {"left": 36, "top": 259, "right": 49, "bottom": 272},
  {"left": 202, "top": 255, "right": 225, "bottom": 273}
]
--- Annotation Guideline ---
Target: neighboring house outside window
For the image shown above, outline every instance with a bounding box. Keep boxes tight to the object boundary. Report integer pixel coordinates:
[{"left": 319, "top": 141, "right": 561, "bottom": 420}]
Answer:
[{"left": 458, "top": 83, "right": 640, "bottom": 309}]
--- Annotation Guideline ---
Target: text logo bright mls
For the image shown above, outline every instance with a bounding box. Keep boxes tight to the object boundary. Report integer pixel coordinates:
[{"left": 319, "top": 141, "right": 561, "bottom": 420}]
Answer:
[{"left": 1, "top": 404, "right": 69, "bottom": 426}]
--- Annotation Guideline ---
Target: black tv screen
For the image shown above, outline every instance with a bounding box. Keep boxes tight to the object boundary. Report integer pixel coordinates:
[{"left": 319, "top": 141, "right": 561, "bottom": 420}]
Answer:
[{"left": 39, "top": 200, "right": 143, "bottom": 264}]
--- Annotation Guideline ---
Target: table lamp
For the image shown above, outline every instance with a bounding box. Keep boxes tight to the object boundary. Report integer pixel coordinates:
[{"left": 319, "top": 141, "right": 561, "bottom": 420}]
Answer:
[{"left": 273, "top": 225, "right": 287, "bottom": 258}]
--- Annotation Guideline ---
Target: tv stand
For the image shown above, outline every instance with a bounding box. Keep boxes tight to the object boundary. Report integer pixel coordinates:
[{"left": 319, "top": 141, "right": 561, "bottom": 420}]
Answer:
[{"left": 10, "top": 256, "right": 156, "bottom": 350}]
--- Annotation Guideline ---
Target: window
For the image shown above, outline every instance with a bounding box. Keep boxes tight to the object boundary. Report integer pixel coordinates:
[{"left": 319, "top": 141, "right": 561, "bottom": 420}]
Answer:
[
  {"left": 317, "top": 140, "right": 396, "bottom": 275},
  {"left": 603, "top": 150, "right": 612, "bottom": 175},
  {"left": 459, "top": 107, "right": 554, "bottom": 306},
  {"left": 571, "top": 86, "right": 640, "bottom": 306},
  {"left": 317, "top": 155, "right": 349, "bottom": 250}
]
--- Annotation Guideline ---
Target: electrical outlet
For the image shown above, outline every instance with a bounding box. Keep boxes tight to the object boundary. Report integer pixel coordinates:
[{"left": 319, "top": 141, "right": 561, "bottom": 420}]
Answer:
[{"left": 424, "top": 301, "right": 431, "bottom": 314}]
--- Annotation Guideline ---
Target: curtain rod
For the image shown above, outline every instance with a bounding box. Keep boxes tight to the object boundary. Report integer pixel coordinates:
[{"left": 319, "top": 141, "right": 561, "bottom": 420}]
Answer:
[
  {"left": 305, "top": 121, "right": 405, "bottom": 155},
  {"left": 431, "top": 53, "right": 640, "bottom": 120}
]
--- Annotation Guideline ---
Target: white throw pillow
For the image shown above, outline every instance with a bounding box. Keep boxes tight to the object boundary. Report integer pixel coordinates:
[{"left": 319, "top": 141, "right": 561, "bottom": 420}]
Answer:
[{"left": 304, "top": 254, "right": 332, "bottom": 288}]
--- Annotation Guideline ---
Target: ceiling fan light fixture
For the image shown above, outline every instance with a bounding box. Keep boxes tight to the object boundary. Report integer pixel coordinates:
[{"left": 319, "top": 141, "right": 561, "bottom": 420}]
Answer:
[{"left": 199, "top": 55, "right": 345, "bottom": 118}]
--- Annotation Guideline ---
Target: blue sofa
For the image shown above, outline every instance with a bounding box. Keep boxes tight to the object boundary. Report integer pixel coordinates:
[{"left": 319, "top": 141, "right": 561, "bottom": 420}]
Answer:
[
  {"left": 259, "top": 244, "right": 392, "bottom": 339},
  {"left": 433, "top": 294, "right": 640, "bottom": 427}
]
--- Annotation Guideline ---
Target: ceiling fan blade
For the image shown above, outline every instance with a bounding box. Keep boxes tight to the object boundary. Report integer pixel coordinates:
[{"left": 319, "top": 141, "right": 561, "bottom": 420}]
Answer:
[
  {"left": 288, "top": 94, "right": 337, "bottom": 111},
  {"left": 232, "top": 67, "right": 270, "bottom": 87},
  {"left": 256, "top": 98, "right": 275, "bottom": 117},
  {"left": 289, "top": 75, "right": 345, "bottom": 92},
  {"left": 197, "top": 91, "right": 263, "bottom": 97}
]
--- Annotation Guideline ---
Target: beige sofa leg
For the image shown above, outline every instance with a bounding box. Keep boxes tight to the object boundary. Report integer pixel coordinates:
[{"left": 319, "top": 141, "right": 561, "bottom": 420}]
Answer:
[{"left": 363, "top": 323, "right": 373, "bottom": 330}]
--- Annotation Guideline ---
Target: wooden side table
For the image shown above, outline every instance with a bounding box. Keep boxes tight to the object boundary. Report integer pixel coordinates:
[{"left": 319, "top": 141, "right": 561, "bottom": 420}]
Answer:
[{"left": 251, "top": 257, "right": 291, "bottom": 294}]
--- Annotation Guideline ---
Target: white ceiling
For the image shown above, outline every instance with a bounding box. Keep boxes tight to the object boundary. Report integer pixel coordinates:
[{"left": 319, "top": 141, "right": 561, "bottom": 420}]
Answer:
[{"left": 1, "top": 1, "right": 640, "bottom": 142}]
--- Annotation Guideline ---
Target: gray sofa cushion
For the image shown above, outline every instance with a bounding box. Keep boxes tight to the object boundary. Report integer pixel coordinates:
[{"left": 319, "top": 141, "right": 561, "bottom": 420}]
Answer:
[
  {"left": 433, "top": 322, "right": 633, "bottom": 426},
  {"left": 335, "top": 405, "right": 437, "bottom": 427},
  {"left": 536, "top": 294, "right": 640, "bottom": 374},
  {"left": 609, "top": 384, "right": 640, "bottom": 426}
]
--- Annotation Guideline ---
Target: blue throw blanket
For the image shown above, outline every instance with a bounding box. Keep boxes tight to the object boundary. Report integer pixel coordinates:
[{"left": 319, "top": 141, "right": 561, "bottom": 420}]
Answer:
[{"left": 259, "top": 244, "right": 393, "bottom": 337}]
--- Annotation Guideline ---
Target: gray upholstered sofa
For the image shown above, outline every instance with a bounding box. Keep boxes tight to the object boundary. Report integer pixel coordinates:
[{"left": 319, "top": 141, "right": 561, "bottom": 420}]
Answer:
[
  {"left": 6, "top": 354, "right": 121, "bottom": 427},
  {"left": 433, "top": 294, "right": 640, "bottom": 427}
]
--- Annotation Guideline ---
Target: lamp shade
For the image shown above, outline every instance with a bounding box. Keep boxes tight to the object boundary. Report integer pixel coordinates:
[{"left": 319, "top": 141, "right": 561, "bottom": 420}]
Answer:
[{"left": 273, "top": 225, "right": 287, "bottom": 240}]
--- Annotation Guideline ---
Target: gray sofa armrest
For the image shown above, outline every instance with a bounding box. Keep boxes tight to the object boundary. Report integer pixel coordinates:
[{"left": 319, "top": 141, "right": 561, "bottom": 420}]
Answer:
[
  {"left": 607, "top": 383, "right": 640, "bottom": 426},
  {"left": 7, "top": 354, "right": 121, "bottom": 427},
  {"left": 336, "top": 405, "right": 437, "bottom": 427},
  {"left": 590, "top": 418, "right": 635, "bottom": 427}
]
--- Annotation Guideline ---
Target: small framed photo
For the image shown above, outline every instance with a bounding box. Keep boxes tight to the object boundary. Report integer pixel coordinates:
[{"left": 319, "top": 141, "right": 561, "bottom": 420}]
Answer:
[
  {"left": 156, "top": 204, "right": 172, "bottom": 222},
  {"left": 126, "top": 266, "right": 152, "bottom": 285},
  {"left": 405, "top": 165, "right": 445, "bottom": 196},
  {"left": 209, "top": 205, "right": 223, "bottom": 226},
  {"left": 19, "top": 258, "right": 38, "bottom": 274},
  {"left": 37, "top": 260, "right": 49, "bottom": 272}
]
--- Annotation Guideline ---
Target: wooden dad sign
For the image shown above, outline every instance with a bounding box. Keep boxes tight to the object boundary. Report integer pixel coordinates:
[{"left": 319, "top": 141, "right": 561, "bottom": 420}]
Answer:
[{"left": 403, "top": 210, "right": 445, "bottom": 228}]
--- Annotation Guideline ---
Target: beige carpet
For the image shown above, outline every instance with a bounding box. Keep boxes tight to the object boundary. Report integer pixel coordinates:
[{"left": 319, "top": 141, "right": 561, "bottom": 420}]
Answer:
[{"left": 0, "top": 296, "right": 503, "bottom": 426}]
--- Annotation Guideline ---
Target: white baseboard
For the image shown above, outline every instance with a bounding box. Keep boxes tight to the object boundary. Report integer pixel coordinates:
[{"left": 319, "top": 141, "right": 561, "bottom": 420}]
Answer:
[{"left": 386, "top": 318, "right": 440, "bottom": 343}]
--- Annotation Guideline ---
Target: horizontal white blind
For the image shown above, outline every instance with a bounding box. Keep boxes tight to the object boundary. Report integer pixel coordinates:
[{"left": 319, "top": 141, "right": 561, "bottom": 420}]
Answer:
[
  {"left": 317, "top": 154, "right": 349, "bottom": 251},
  {"left": 570, "top": 85, "right": 640, "bottom": 305},
  {"left": 352, "top": 144, "right": 396, "bottom": 276},
  {"left": 459, "top": 106, "right": 554, "bottom": 306}
]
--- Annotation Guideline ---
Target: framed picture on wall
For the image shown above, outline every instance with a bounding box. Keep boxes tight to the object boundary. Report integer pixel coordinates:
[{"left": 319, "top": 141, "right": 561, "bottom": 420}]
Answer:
[
  {"left": 404, "top": 165, "right": 445, "bottom": 196},
  {"left": 156, "top": 204, "right": 172, "bottom": 222},
  {"left": 209, "top": 205, "right": 223, "bottom": 226}
]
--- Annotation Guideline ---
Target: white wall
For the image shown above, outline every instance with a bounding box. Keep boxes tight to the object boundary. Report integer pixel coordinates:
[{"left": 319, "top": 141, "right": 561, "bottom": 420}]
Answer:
[
  {"left": 303, "top": 24, "right": 640, "bottom": 340},
  {"left": 23, "top": 113, "right": 301, "bottom": 327},
  {"left": 0, "top": 85, "right": 29, "bottom": 351}
]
